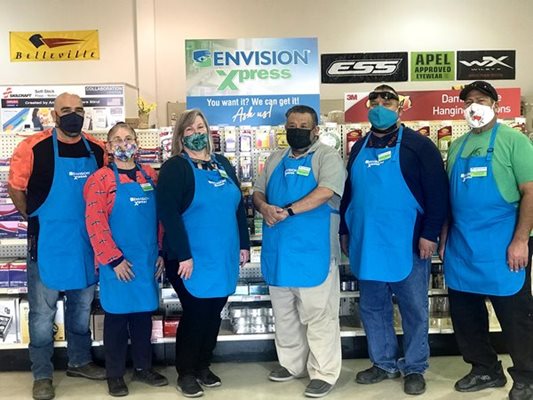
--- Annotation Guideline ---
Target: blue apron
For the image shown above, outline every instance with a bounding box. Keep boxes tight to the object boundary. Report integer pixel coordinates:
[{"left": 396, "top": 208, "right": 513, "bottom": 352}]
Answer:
[
  {"left": 261, "top": 150, "right": 331, "bottom": 287},
  {"left": 444, "top": 123, "right": 524, "bottom": 295},
  {"left": 98, "top": 164, "right": 159, "bottom": 313},
  {"left": 345, "top": 126, "right": 422, "bottom": 282},
  {"left": 181, "top": 154, "right": 241, "bottom": 298},
  {"left": 30, "top": 129, "right": 98, "bottom": 290}
]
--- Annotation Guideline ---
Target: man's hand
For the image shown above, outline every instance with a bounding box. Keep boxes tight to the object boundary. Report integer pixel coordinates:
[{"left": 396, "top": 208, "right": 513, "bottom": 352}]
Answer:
[
  {"left": 155, "top": 256, "right": 164, "bottom": 279},
  {"left": 261, "top": 204, "right": 285, "bottom": 227},
  {"left": 178, "top": 258, "right": 193, "bottom": 280},
  {"left": 507, "top": 238, "right": 529, "bottom": 272},
  {"left": 419, "top": 238, "right": 437, "bottom": 260},
  {"left": 340, "top": 234, "right": 349, "bottom": 257},
  {"left": 114, "top": 259, "right": 135, "bottom": 282},
  {"left": 240, "top": 249, "right": 250, "bottom": 267},
  {"left": 438, "top": 243, "right": 445, "bottom": 262}
]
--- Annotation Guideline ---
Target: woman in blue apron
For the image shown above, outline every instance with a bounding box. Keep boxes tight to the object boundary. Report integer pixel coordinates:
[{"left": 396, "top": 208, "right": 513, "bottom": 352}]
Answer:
[
  {"left": 157, "top": 110, "right": 250, "bottom": 398},
  {"left": 84, "top": 123, "right": 167, "bottom": 396}
]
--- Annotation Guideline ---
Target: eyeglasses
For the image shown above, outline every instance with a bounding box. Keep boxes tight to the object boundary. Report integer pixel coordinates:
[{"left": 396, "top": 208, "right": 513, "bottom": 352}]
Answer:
[
  {"left": 368, "top": 91, "right": 399, "bottom": 101},
  {"left": 109, "top": 136, "right": 136, "bottom": 145}
]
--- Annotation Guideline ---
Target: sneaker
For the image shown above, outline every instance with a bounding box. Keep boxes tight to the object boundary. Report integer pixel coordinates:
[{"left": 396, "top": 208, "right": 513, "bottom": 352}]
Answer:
[
  {"left": 132, "top": 368, "right": 168, "bottom": 387},
  {"left": 404, "top": 373, "right": 426, "bottom": 395},
  {"left": 304, "top": 379, "right": 333, "bottom": 398},
  {"left": 177, "top": 375, "right": 204, "bottom": 398},
  {"left": 66, "top": 362, "right": 106, "bottom": 380},
  {"left": 509, "top": 382, "right": 533, "bottom": 400},
  {"left": 196, "top": 368, "right": 221, "bottom": 387},
  {"left": 454, "top": 371, "right": 507, "bottom": 392},
  {"left": 355, "top": 366, "right": 401, "bottom": 384},
  {"left": 268, "top": 366, "right": 294, "bottom": 382},
  {"left": 32, "top": 379, "right": 54, "bottom": 400},
  {"left": 107, "top": 377, "right": 129, "bottom": 397}
]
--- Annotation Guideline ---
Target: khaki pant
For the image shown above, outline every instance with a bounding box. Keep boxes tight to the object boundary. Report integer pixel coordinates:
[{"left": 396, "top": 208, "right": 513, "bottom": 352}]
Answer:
[{"left": 269, "top": 261, "right": 341, "bottom": 384}]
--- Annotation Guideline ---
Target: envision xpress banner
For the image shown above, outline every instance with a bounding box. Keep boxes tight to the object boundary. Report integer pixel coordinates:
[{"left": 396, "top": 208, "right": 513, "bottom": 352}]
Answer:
[{"left": 185, "top": 38, "right": 319, "bottom": 125}]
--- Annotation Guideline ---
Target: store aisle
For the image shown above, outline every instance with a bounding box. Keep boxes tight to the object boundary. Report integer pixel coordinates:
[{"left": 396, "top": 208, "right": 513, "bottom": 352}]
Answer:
[{"left": 0, "top": 355, "right": 514, "bottom": 399}]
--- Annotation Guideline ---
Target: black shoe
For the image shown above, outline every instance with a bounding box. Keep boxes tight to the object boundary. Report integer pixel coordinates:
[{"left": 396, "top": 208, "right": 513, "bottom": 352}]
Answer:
[
  {"left": 454, "top": 371, "right": 507, "bottom": 392},
  {"left": 196, "top": 368, "right": 221, "bottom": 388},
  {"left": 404, "top": 374, "right": 426, "bottom": 395},
  {"left": 32, "top": 379, "right": 54, "bottom": 400},
  {"left": 107, "top": 377, "right": 129, "bottom": 397},
  {"left": 304, "top": 379, "right": 333, "bottom": 398},
  {"left": 177, "top": 375, "right": 204, "bottom": 398},
  {"left": 356, "top": 366, "right": 401, "bottom": 384},
  {"left": 66, "top": 362, "right": 106, "bottom": 380},
  {"left": 509, "top": 382, "right": 533, "bottom": 400},
  {"left": 269, "top": 366, "right": 294, "bottom": 382},
  {"left": 132, "top": 368, "right": 168, "bottom": 387}
]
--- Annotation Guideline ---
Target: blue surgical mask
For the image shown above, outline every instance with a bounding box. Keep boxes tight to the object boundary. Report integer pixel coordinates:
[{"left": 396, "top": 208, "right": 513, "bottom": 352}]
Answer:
[{"left": 368, "top": 106, "right": 399, "bottom": 131}]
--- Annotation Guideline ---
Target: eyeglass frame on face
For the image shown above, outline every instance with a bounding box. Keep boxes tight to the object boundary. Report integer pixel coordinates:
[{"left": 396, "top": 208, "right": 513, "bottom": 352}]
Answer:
[
  {"left": 109, "top": 135, "right": 136, "bottom": 145},
  {"left": 367, "top": 91, "right": 400, "bottom": 108}
]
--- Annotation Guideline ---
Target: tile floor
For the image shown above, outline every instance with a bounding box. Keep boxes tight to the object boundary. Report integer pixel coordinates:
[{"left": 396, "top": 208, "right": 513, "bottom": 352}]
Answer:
[{"left": 0, "top": 355, "right": 515, "bottom": 399}]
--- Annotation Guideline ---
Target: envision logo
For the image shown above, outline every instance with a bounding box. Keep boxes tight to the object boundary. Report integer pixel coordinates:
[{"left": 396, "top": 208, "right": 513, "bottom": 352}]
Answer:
[
  {"left": 129, "top": 196, "right": 149, "bottom": 206},
  {"left": 326, "top": 60, "right": 403, "bottom": 76},
  {"left": 459, "top": 56, "right": 513, "bottom": 69},
  {"left": 68, "top": 171, "right": 91, "bottom": 180}
]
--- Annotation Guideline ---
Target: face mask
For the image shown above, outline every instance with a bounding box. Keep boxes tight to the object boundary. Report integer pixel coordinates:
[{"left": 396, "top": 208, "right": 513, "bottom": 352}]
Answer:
[
  {"left": 368, "top": 106, "right": 399, "bottom": 130},
  {"left": 58, "top": 112, "right": 84, "bottom": 137},
  {"left": 183, "top": 132, "right": 208, "bottom": 151},
  {"left": 464, "top": 103, "right": 495, "bottom": 129},
  {"left": 113, "top": 143, "right": 138, "bottom": 161},
  {"left": 286, "top": 128, "right": 313, "bottom": 150}
]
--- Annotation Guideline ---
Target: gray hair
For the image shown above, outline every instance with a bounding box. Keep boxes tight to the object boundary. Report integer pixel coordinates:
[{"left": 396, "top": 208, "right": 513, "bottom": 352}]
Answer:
[{"left": 171, "top": 109, "right": 212, "bottom": 156}]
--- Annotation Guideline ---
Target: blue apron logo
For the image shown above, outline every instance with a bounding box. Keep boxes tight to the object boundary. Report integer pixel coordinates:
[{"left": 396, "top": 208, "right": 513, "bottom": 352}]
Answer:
[
  {"left": 68, "top": 171, "right": 91, "bottom": 180},
  {"left": 129, "top": 196, "right": 149, "bottom": 206}
]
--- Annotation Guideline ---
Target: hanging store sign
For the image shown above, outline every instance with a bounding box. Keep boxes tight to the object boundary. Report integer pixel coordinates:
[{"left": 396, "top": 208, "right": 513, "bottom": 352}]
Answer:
[
  {"left": 456, "top": 50, "right": 515, "bottom": 80},
  {"left": 185, "top": 37, "right": 320, "bottom": 125},
  {"left": 410, "top": 51, "right": 455, "bottom": 81},
  {"left": 321, "top": 52, "right": 408, "bottom": 83},
  {"left": 0, "top": 84, "right": 124, "bottom": 132},
  {"left": 9, "top": 30, "right": 100, "bottom": 62},
  {"left": 344, "top": 88, "right": 521, "bottom": 122}
]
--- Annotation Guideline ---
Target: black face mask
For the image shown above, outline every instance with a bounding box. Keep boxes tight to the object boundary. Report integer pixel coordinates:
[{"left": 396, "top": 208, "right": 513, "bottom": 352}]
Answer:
[
  {"left": 286, "top": 127, "right": 313, "bottom": 150},
  {"left": 58, "top": 112, "right": 84, "bottom": 137}
]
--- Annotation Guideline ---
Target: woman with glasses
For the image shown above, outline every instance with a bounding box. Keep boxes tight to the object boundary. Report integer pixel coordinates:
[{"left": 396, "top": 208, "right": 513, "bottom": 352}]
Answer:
[
  {"left": 156, "top": 109, "right": 250, "bottom": 397},
  {"left": 84, "top": 123, "right": 168, "bottom": 397}
]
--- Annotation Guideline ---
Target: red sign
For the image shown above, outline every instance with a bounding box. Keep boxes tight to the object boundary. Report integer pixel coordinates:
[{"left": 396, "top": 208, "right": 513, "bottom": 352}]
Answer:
[{"left": 344, "top": 88, "right": 521, "bottom": 122}]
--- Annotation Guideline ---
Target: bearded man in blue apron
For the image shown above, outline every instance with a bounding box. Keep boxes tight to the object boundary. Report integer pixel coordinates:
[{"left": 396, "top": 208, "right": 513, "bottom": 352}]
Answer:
[
  {"left": 253, "top": 105, "right": 345, "bottom": 398},
  {"left": 439, "top": 81, "right": 533, "bottom": 400},
  {"left": 339, "top": 85, "right": 448, "bottom": 396},
  {"left": 8, "top": 93, "right": 107, "bottom": 400}
]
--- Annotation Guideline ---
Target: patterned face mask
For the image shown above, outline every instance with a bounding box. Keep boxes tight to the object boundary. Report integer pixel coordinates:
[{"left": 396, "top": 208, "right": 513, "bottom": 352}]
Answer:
[{"left": 113, "top": 143, "right": 138, "bottom": 161}]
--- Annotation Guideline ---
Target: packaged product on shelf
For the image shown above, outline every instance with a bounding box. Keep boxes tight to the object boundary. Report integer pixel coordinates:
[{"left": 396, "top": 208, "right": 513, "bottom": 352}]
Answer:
[
  {"left": 510, "top": 117, "right": 527, "bottom": 134},
  {"left": 0, "top": 182, "right": 9, "bottom": 198},
  {"left": 20, "top": 299, "right": 64, "bottom": 343},
  {"left": 151, "top": 315, "right": 163, "bottom": 342},
  {"left": 224, "top": 127, "right": 237, "bottom": 152},
  {"left": 0, "top": 157, "right": 10, "bottom": 166},
  {"left": 9, "top": 261, "right": 26, "bottom": 288},
  {"left": 437, "top": 123, "right": 453, "bottom": 151},
  {"left": 163, "top": 316, "right": 180, "bottom": 337},
  {"left": 250, "top": 246, "right": 261, "bottom": 263},
  {"left": 159, "top": 127, "right": 174, "bottom": 162},
  {"left": 0, "top": 260, "right": 10, "bottom": 288},
  {"left": 234, "top": 280, "right": 249, "bottom": 296},
  {"left": 319, "top": 123, "right": 341, "bottom": 151},
  {"left": 275, "top": 126, "right": 288, "bottom": 148},
  {"left": 17, "top": 221, "right": 27, "bottom": 238},
  {"left": 255, "top": 126, "right": 272, "bottom": 149},
  {"left": 0, "top": 297, "right": 18, "bottom": 343},
  {"left": 253, "top": 218, "right": 263, "bottom": 237},
  {"left": 0, "top": 221, "right": 19, "bottom": 238},
  {"left": 224, "top": 153, "right": 238, "bottom": 169},
  {"left": 239, "top": 127, "right": 253, "bottom": 153},
  {"left": 239, "top": 155, "right": 253, "bottom": 181},
  {"left": 92, "top": 311, "right": 104, "bottom": 342},
  {"left": 0, "top": 204, "right": 23, "bottom": 221},
  {"left": 248, "top": 279, "right": 269, "bottom": 295},
  {"left": 244, "top": 195, "right": 254, "bottom": 218},
  {"left": 210, "top": 125, "right": 222, "bottom": 152},
  {"left": 417, "top": 122, "right": 431, "bottom": 137},
  {"left": 345, "top": 126, "right": 363, "bottom": 156},
  {"left": 257, "top": 152, "right": 270, "bottom": 175}
]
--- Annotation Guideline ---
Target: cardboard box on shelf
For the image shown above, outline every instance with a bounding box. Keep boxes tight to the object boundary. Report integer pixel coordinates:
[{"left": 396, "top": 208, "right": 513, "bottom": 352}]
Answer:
[
  {"left": 163, "top": 317, "right": 180, "bottom": 337},
  {"left": 0, "top": 297, "right": 19, "bottom": 343},
  {"left": 19, "top": 299, "right": 65, "bottom": 343},
  {"left": 0, "top": 205, "right": 23, "bottom": 221},
  {"left": 9, "top": 261, "right": 27, "bottom": 288},
  {"left": 0, "top": 221, "right": 19, "bottom": 238},
  {"left": 92, "top": 312, "right": 104, "bottom": 342},
  {"left": 151, "top": 315, "right": 163, "bottom": 342},
  {"left": 0, "top": 260, "right": 10, "bottom": 288}
]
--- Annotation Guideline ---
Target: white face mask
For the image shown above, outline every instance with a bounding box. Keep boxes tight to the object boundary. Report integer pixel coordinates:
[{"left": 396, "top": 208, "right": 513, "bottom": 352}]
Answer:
[{"left": 463, "top": 103, "right": 496, "bottom": 129}]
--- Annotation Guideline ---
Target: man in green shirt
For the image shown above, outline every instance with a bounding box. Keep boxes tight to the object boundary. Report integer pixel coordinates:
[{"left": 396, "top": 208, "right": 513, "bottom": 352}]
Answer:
[{"left": 440, "top": 81, "right": 533, "bottom": 400}]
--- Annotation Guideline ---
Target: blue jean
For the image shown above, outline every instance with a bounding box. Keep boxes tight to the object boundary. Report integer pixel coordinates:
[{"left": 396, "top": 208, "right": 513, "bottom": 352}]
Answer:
[
  {"left": 27, "top": 255, "right": 95, "bottom": 380},
  {"left": 359, "top": 253, "right": 431, "bottom": 375}
]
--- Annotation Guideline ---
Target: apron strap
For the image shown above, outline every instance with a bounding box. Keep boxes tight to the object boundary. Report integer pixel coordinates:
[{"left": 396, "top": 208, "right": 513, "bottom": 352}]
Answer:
[
  {"left": 458, "top": 123, "right": 500, "bottom": 160},
  {"left": 52, "top": 128, "right": 97, "bottom": 165},
  {"left": 392, "top": 125, "right": 404, "bottom": 162}
]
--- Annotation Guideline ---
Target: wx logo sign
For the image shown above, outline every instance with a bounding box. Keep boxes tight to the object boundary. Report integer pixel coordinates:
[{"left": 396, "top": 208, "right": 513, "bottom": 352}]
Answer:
[
  {"left": 457, "top": 50, "right": 516, "bottom": 80},
  {"left": 459, "top": 56, "right": 513, "bottom": 69},
  {"left": 321, "top": 52, "right": 408, "bottom": 83}
]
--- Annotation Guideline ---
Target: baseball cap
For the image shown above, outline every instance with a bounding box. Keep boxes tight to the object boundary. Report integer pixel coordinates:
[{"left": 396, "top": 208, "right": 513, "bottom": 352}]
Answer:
[{"left": 459, "top": 81, "right": 499, "bottom": 102}]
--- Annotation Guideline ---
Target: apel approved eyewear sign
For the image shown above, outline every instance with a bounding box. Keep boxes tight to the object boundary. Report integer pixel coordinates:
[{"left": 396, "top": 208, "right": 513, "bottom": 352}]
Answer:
[
  {"left": 321, "top": 52, "right": 408, "bottom": 83},
  {"left": 185, "top": 38, "right": 319, "bottom": 125},
  {"left": 457, "top": 50, "right": 516, "bottom": 80},
  {"left": 0, "top": 85, "right": 125, "bottom": 132}
]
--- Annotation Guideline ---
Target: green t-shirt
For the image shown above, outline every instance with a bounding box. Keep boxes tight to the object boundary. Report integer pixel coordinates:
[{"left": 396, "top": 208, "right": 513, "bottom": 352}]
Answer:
[{"left": 447, "top": 123, "right": 533, "bottom": 204}]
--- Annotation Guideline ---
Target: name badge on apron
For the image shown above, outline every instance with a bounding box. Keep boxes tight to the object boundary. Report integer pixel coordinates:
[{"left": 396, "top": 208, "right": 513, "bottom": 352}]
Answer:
[
  {"left": 296, "top": 165, "right": 311, "bottom": 176},
  {"left": 378, "top": 150, "right": 392, "bottom": 162},
  {"left": 218, "top": 168, "right": 229, "bottom": 179},
  {"left": 140, "top": 182, "right": 154, "bottom": 191}
]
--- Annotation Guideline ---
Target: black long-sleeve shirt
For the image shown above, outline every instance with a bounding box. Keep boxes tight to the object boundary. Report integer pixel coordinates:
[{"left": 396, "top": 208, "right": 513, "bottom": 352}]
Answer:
[
  {"left": 156, "top": 153, "right": 250, "bottom": 262},
  {"left": 339, "top": 125, "right": 449, "bottom": 249}
]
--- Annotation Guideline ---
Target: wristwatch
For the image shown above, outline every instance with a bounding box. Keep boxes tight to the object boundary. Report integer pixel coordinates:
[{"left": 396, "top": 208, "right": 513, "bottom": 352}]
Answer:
[{"left": 286, "top": 207, "right": 295, "bottom": 216}]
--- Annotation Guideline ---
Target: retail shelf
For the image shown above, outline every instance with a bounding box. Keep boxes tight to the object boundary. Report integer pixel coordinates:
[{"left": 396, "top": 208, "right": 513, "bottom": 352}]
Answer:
[
  {"left": 228, "top": 294, "right": 270, "bottom": 302},
  {"left": 340, "top": 291, "right": 359, "bottom": 298},
  {"left": 0, "top": 287, "right": 27, "bottom": 294},
  {"left": 0, "top": 166, "right": 9, "bottom": 172},
  {"left": 428, "top": 289, "right": 448, "bottom": 295},
  {"left": 0, "top": 238, "right": 26, "bottom": 246}
]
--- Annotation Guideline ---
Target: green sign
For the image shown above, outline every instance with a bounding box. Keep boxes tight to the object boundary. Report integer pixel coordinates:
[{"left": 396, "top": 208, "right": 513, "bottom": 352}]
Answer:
[{"left": 410, "top": 51, "right": 455, "bottom": 81}]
